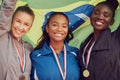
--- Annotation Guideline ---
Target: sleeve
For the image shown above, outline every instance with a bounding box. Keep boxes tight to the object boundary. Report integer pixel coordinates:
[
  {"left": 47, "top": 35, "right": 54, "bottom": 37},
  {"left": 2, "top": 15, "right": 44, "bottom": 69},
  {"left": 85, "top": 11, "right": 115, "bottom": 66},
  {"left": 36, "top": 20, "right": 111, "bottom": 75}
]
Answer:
[
  {"left": 25, "top": 42, "right": 33, "bottom": 52},
  {"left": 0, "top": 0, "right": 17, "bottom": 37},
  {"left": 30, "top": 52, "right": 39, "bottom": 80}
]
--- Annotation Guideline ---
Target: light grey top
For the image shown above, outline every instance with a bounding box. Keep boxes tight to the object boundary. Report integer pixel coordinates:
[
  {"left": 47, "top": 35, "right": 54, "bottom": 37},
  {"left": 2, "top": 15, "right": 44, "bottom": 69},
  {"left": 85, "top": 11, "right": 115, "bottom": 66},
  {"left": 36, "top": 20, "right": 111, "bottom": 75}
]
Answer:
[{"left": 0, "top": 0, "right": 33, "bottom": 80}]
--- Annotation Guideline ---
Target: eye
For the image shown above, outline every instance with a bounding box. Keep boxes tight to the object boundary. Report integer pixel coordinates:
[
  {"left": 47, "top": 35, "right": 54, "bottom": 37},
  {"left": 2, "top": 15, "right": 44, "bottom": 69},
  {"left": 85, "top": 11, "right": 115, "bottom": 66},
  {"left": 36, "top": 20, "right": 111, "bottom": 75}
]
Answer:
[
  {"left": 53, "top": 24, "right": 57, "bottom": 26},
  {"left": 62, "top": 25, "right": 68, "bottom": 28},
  {"left": 103, "top": 12, "right": 111, "bottom": 18},
  {"left": 24, "top": 23, "right": 30, "bottom": 27},
  {"left": 104, "top": 14, "right": 109, "bottom": 18},
  {"left": 16, "top": 19, "right": 21, "bottom": 23},
  {"left": 93, "top": 11, "right": 99, "bottom": 15},
  {"left": 52, "top": 23, "right": 58, "bottom": 27}
]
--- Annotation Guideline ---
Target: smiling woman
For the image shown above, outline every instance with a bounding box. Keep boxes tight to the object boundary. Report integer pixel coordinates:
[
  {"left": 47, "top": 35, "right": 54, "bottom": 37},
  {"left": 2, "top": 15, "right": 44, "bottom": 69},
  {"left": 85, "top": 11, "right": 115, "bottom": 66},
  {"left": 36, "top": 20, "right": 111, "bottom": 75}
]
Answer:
[
  {"left": 11, "top": 11, "right": 34, "bottom": 41},
  {"left": 78, "top": 0, "right": 120, "bottom": 80},
  {"left": 0, "top": 0, "right": 35, "bottom": 80},
  {"left": 30, "top": 12, "right": 81, "bottom": 80}
]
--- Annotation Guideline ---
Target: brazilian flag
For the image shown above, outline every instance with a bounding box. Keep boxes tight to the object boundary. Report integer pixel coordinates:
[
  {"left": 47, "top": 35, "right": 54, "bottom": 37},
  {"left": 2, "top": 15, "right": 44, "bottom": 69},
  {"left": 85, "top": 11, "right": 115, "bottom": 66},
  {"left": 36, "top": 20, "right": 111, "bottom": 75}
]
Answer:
[{"left": 1, "top": 0, "right": 120, "bottom": 48}]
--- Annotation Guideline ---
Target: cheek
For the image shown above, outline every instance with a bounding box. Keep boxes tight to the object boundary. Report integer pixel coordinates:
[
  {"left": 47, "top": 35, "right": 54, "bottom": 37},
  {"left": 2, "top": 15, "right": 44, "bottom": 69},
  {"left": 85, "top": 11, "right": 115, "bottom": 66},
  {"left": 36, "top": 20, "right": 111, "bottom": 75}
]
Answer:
[
  {"left": 24, "top": 27, "right": 31, "bottom": 32},
  {"left": 11, "top": 25, "right": 16, "bottom": 32},
  {"left": 65, "top": 30, "right": 68, "bottom": 34},
  {"left": 104, "top": 23, "right": 110, "bottom": 29},
  {"left": 90, "top": 17, "right": 94, "bottom": 25},
  {"left": 64, "top": 29, "right": 68, "bottom": 36},
  {"left": 104, "top": 19, "right": 112, "bottom": 26},
  {"left": 47, "top": 28, "right": 55, "bottom": 34},
  {"left": 13, "top": 20, "right": 19, "bottom": 26}
]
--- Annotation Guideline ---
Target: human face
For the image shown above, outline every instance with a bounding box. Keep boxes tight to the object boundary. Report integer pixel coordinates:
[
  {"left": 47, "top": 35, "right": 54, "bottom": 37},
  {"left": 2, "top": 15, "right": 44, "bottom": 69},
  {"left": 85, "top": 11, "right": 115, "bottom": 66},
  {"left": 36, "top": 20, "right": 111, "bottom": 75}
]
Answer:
[
  {"left": 90, "top": 4, "right": 113, "bottom": 31},
  {"left": 11, "top": 11, "right": 34, "bottom": 41},
  {"left": 46, "top": 14, "right": 69, "bottom": 43}
]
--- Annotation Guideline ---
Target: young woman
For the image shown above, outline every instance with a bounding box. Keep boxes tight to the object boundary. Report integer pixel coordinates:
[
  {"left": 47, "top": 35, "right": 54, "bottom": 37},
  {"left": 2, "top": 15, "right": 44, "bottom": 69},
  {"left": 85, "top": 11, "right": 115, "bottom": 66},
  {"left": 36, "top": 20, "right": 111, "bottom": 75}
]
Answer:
[
  {"left": 78, "top": 0, "right": 119, "bottom": 80},
  {"left": 0, "top": 0, "right": 35, "bottom": 80},
  {"left": 30, "top": 12, "right": 80, "bottom": 80}
]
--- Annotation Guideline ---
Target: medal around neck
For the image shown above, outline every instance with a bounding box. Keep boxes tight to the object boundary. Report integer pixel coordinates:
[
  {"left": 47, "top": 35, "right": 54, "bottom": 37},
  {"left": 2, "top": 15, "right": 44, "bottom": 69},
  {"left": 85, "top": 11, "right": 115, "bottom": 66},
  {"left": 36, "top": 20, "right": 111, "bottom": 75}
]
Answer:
[{"left": 83, "top": 69, "right": 90, "bottom": 77}]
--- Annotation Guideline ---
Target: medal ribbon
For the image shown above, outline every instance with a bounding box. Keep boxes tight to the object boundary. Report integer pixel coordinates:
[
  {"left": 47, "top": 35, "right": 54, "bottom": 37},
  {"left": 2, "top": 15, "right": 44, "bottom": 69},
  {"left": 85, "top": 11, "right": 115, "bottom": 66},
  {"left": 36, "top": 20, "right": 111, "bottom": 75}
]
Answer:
[
  {"left": 82, "top": 39, "right": 95, "bottom": 68},
  {"left": 13, "top": 39, "right": 26, "bottom": 73},
  {"left": 50, "top": 45, "right": 66, "bottom": 80}
]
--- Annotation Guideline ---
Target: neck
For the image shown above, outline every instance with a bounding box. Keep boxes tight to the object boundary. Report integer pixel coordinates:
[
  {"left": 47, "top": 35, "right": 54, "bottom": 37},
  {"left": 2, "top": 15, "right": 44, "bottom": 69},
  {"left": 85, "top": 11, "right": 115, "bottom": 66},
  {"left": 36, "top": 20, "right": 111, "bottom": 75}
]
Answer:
[
  {"left": 11, "top": 32, "right": 22, "bottom": 42},
  {"left": 50, "top": 41, "right": 64, "bottom": 54},
  {"left": 93, "top": 30, "right": 102, "bottom": 40},
  {"left": 14, "top": 38, "right": 22, "bottom": 44}
]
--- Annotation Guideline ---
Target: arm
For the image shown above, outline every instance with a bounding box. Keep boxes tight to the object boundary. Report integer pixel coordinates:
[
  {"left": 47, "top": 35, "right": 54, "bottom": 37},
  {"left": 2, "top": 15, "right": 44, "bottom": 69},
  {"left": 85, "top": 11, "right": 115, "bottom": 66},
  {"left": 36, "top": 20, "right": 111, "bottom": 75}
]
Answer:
[
  {"left": 0, "top": 0, "right": 2, "bottom": 6},
  {"left": 30, "top": 52, "right": 39, "bottom": 80},
  {"left": 0, "top": 0, "right": 17, "bottom": 37}
]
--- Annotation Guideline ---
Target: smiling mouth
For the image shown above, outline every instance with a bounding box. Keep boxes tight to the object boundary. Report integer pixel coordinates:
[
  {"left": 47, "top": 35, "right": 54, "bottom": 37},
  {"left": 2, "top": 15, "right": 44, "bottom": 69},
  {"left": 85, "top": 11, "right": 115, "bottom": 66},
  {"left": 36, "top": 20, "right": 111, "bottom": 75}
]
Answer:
[
  {"left": 16, "top": 30, "right": 22, "bottom": 34},
  {"left": 14, "top": 28, "right": 24, "bottom": 35},
  {"left": 54, "top": 33, "right": 63, "bottom": 37},
  {"left": 95, "top": 21, "right": 104, "bottom": 26}
]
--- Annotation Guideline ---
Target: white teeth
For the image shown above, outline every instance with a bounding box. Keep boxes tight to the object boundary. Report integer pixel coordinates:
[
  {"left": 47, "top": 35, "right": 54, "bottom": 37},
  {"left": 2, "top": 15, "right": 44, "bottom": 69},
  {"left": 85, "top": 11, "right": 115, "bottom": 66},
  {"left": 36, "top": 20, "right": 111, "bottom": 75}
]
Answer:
[
  {"left": 55, "top": 33, "right": 62, "bottom": 36},
  {"left": 96, "top": 21, "right": 103, "bottom": 25}
]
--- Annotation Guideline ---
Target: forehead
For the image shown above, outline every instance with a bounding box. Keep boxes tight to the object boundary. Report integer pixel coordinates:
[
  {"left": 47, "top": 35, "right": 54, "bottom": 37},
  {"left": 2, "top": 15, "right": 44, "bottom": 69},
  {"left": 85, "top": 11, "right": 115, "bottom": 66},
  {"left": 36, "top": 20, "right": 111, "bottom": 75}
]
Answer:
[
  {"left": 14, "top": 11, "right": 34, "bottom": 20},
  {"left": 49, "top": 14, "right": 68, "bottom": 23},
  {"left": 94, "top": 4, "right": 112, "bottom": 13},
  {"left": 50, "top": 14, "right": 67, "bottom": 19}
]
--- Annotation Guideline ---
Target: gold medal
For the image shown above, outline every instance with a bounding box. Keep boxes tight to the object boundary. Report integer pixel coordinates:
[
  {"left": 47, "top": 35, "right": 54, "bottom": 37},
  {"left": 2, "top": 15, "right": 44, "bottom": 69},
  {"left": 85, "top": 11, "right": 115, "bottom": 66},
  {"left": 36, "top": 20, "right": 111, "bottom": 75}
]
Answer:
[
  {"left": 19, "top": 75, "right": 25, "bottom": 80},
  {"left": 83, "top": 69, "right": 90, "bottom": 77}
]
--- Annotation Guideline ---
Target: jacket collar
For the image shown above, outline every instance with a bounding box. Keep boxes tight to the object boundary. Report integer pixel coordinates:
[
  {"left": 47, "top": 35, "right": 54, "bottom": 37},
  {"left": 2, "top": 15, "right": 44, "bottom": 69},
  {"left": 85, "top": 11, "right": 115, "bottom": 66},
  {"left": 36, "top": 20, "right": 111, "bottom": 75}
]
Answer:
[
  {"left": 93, "top": 29, "right": 112, "bottom": 51},
  {"left": 82, "top": 29, "right": 112, "bottom": 51},
  {"left": 38, "top": 41, "right": 72, "bottom": 56}
]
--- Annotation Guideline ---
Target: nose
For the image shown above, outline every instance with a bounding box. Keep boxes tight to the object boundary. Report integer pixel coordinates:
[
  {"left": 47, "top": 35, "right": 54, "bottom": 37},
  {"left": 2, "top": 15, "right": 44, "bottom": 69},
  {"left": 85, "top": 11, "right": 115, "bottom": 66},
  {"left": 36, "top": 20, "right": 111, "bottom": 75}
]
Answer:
[
  {"left": 98, "top": 14, "right": 104, "bottom": 19},
  {"left": 57, "top": 26, "right": 62, "bottom": 31},
  {"left": 18, "top": 23, "right": 23, "bottom": 31}
]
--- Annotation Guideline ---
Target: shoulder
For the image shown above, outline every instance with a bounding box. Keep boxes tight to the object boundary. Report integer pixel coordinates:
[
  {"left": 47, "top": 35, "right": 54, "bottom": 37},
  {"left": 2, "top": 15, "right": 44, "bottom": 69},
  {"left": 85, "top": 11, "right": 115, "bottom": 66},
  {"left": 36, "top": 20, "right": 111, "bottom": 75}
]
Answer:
[
  {"left": 30, "top": 42, "right": 51, "bottom": 58},
  {"left": 65, "top": 42, "right": 79, "bottom": 52},
  {"left": 66, "top": 44, "right": 79, "bottom": 56},
  {"left": 30, "top": 49, "right": 41, "bottom": 59},
  {"left": 24, "top": 41, "right": 33, "bottom": 52},
  {"left": 69, "top": 46, "right": 79, "bottom": 52}
]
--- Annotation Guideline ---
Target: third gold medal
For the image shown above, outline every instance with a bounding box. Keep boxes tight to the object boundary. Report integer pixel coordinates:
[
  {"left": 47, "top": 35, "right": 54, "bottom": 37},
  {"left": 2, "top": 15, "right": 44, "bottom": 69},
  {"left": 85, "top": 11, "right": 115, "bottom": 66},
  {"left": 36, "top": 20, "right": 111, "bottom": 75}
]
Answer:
[
  {"left": 83, "top": 69, "right": 90, "bottom": 77},
  {"left": 82, "top": 40, "right": 95, "bottom": 78}
]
